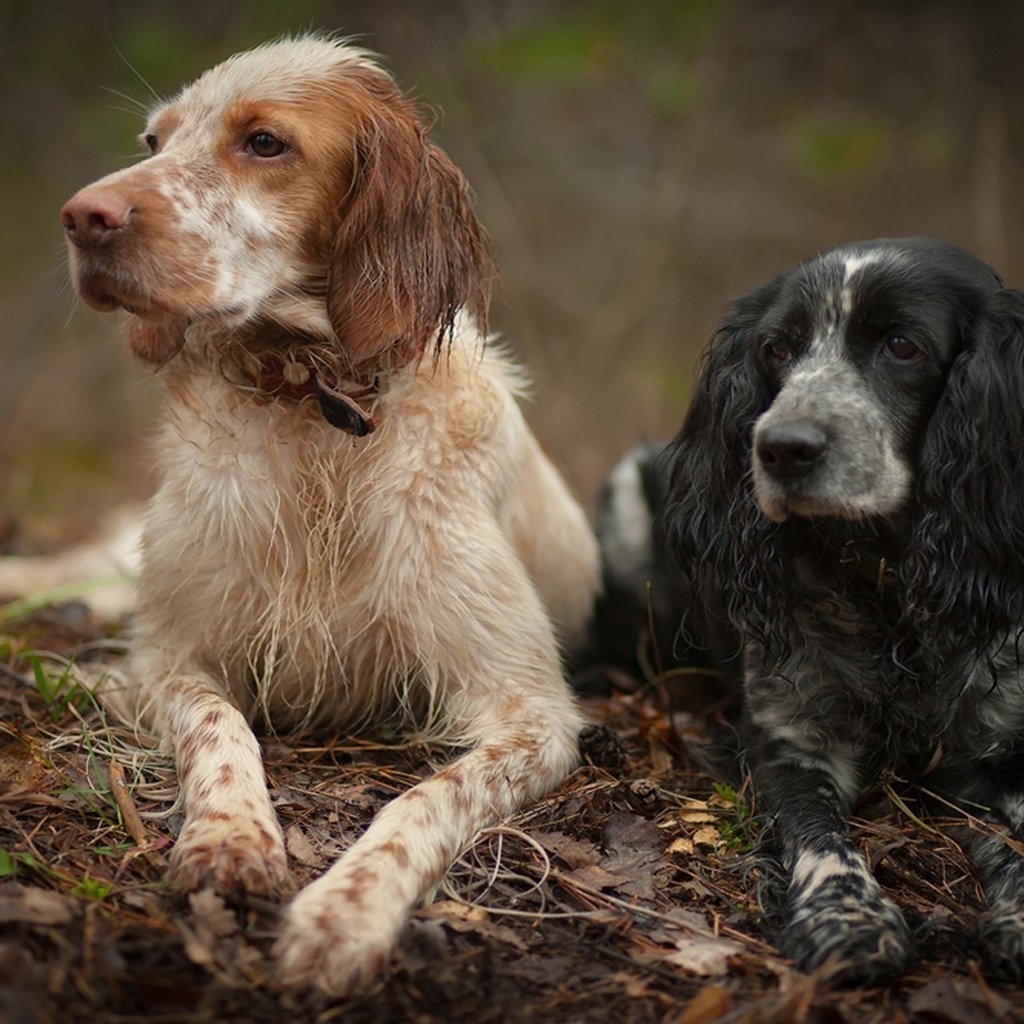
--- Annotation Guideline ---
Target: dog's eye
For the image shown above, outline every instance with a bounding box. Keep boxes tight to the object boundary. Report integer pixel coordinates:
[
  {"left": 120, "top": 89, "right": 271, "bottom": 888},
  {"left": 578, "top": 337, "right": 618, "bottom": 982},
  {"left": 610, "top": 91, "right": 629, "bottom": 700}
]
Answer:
[
  {"left": 143, "top": 133, "right": 158, "bottom": 154},
  {"left": 764, "top": 341, "right": 793, "bottom": 365},
  {"left": 247, "top": 132, "right": 288, "bottom": 158},
  {"left": 885, "top": 336, "right": 922, "bottom": 362}
]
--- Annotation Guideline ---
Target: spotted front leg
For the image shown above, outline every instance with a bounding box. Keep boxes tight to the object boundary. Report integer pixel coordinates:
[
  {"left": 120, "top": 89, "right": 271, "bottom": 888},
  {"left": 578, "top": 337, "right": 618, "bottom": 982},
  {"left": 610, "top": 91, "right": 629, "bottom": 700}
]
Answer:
[
  {"left": 275, "top": 721, "right": 580, "bottom": 996},
  {"left": 782, "top": 842, "right": 911, "bottom": 981},
  {"left": 936, "top": 750, "right": 1024, "bottom": 983},
  {"left": 753, "top": 738, "right": 911, "bottom": 982},
  {"left": 155, "top": 673, "right": 289, "bottom": 897}
]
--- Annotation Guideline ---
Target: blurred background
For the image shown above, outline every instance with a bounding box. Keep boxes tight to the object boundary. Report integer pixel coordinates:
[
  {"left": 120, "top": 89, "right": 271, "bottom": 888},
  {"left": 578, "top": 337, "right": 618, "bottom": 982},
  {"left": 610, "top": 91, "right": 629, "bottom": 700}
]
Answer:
[{"left": 2, "top": 0, "right": 1023, "bottom": 547}]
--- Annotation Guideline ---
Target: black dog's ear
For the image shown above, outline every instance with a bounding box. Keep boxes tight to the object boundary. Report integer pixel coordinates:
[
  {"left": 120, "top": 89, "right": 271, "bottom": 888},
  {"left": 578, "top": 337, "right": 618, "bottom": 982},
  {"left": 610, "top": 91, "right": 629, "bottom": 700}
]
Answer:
[
  {"left": 659, "top": 278, "right": 781, "bottom": 572},
  {"left": 657, "top": 277, "right": 783, "bottom": 654},
  {"left": 904, "top": 287, "right": 1024, "bottom": 650}
]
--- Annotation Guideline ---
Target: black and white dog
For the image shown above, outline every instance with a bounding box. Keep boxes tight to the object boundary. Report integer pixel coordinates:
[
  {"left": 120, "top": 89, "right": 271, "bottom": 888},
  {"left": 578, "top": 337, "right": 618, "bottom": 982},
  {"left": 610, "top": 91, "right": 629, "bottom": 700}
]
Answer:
[{"left": 610, "top": 237, "right": 1024, "bottom": 982}]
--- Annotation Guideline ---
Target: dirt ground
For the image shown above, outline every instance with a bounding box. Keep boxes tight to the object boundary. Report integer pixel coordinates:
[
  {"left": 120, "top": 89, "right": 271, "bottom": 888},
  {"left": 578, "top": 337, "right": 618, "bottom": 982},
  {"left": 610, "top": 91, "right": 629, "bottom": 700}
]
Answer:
[{"left": 0, "top": 603, "right": 1022, "bottom": 1024}]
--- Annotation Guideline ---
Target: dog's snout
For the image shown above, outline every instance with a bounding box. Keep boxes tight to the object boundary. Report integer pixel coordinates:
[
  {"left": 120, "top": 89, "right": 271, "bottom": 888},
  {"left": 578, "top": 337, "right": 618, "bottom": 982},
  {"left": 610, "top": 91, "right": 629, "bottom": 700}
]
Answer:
[
  {"left": 61, "top": 190, "right": 133, "bottom": 247},
  {"left": 757, "top": 421, "right": 828, "bottom": 480}
]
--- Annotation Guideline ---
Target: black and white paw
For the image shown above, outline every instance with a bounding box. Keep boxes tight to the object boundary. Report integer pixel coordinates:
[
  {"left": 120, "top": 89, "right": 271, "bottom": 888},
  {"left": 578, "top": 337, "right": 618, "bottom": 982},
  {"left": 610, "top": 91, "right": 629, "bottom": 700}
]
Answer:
[
  {"left": 974, "top": 905, "right": 1024, "bottom": 984},
  {"left": 782, "top": 887, "right": 912, "bottom": 984}
]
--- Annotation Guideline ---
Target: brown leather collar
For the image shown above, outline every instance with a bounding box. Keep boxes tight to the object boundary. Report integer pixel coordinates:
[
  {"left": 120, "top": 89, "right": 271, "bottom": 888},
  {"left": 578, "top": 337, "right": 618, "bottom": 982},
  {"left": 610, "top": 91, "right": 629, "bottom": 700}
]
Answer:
[{"left": 236, "top": 350, "right": 377, "bottom": 436}]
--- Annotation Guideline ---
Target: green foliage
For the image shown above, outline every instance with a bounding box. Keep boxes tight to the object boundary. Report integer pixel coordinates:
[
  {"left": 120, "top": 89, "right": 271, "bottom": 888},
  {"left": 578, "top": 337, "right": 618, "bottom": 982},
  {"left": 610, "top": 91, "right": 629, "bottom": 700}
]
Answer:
[
  {"left": 26, "top": 654, "right": 96, "bottom": 721},
  {"left": 0, "top": 848, "right": 113, "bottom": 901},
  {"left": 480, "top": 19, "right": 611, "bottom": 86},
  {"left": 92, "top": 844, "right": 134, "bottom": 857},
  {"left": 0, "top": 847, "right": 50, "bottom": 881},
  {"left": 469, "top": 0, "right": 729, "bottom": 118},
  {"left": 712, "top": 781, "right": 757, "bottom": 853},
  {"left": 790, "top": 112, "right": 887, "bottom": 182},
  {"left": 70, "top": 875, "right": 113, "bottom": 901}
]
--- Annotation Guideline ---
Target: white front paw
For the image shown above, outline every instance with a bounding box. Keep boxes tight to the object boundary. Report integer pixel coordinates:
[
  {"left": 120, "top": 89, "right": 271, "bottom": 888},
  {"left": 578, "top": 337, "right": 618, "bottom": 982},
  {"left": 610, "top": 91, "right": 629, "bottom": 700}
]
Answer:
[
  {"left": 169, "top": 813, "right": 289, "bottom": 896},
  {"left": 274, "top": 877, "right": 405, "bottom": 996}
]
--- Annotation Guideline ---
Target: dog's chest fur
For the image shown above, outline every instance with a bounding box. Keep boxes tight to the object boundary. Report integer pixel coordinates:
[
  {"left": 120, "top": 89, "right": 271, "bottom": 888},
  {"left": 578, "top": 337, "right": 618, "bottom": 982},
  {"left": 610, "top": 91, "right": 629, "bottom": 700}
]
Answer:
[
  {"left": 746, "top": 553, "right": 1024, "bottom": 777},
  {"left": 132, "top": 335, "right": 518, "bottom": 729}
]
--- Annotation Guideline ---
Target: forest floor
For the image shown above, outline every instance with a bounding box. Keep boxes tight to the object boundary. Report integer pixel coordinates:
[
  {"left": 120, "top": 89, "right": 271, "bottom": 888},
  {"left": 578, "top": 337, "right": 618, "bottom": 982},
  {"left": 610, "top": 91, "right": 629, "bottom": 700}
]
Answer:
[{"left": 0, "top": 600, "right": 1021, "bottom": 1024}]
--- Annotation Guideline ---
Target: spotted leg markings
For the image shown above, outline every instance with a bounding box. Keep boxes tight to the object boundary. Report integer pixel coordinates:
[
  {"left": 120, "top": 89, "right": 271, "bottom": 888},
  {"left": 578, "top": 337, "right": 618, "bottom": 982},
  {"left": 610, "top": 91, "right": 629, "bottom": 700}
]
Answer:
[
  {"left": 275, "top": 854, "right": 407, "bottom": 997},
  {"left": 974, "top": 902, "right": 1024, "bottom": 983},
  {"left": 161, "top": 678, "right": 291, "bottom": 897},
  {"left": 274, "top": 724, "right": 577, "bottom": 997},
  {"left": 169, "top": 809, "right": 289, "bottom": 896},
  {"left": 965, "top": 827, "right": 1024, "bottom": 982},
  {"left": 274, "top": 785, "right": 458, "bottom": 996},
  {"left": 782, "top": 844, "right": 911, "bottom": 982}
]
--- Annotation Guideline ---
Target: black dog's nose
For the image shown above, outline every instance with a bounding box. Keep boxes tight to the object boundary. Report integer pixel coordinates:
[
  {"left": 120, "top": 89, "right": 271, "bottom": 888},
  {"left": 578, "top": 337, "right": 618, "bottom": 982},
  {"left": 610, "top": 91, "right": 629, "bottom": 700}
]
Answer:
[{"left": 756, "top": 421, "right": 828, "bottom": 480}]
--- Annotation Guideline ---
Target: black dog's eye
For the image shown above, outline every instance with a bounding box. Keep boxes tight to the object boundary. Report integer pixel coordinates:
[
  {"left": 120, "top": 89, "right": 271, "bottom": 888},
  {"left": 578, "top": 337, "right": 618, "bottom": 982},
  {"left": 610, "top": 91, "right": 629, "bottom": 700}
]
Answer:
[
  {"left": 143, "top": 132, "right": 158, "bottom": 154},
  {"left": 764, "top": 341, "right": 793, "bottom": 365},
  {"left": 884, "top": 336, "right": 922, "bottom": 362},
  {"left": 247, "top": 132, "right": 288, "bottom": 158}
]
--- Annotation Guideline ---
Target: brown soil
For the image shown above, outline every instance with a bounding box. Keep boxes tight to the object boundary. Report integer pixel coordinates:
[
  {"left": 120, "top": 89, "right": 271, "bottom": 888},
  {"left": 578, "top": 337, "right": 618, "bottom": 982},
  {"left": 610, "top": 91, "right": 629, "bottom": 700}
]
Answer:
[{"left": 0, "top": 606, "right": 1020, "bottom": 1024}]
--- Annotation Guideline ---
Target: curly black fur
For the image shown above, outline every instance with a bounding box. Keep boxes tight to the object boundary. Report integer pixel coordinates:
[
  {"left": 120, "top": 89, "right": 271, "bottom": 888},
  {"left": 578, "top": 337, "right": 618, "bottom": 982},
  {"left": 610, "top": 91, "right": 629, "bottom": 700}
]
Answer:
[{"left": 658, "top": 236, "right": 1024, "bottom": 983}]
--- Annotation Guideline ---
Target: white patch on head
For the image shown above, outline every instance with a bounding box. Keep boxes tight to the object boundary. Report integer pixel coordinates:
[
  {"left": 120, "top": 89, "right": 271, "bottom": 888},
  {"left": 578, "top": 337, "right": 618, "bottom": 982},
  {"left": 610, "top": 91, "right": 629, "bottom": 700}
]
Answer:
[
  {"left": 752, "top": 270, "right": 914, "bottom": 524},
  {"left": 837, "top": 247, "right": 912, "bottom": 317},
  {"left": 840, "top": 251, "right": 882, "bottom": 316},
  {"left": 156, "top": 36, "right": 377, "bottom": 119},
  {"left": 119, "top": 35, "right": 391, "bottom": 326}
]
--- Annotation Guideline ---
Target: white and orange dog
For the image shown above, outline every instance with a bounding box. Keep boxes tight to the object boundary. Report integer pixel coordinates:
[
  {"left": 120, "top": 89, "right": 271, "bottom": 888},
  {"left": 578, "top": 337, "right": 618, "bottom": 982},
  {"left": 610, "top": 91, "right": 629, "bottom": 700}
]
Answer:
[{"left": 55, "top": 36, "right": 599, "bottom": 995}]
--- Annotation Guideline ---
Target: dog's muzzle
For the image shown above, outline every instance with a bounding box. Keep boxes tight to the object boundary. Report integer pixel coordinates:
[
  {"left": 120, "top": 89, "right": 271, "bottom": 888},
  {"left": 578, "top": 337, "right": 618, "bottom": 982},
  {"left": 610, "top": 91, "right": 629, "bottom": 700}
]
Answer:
[{"left": 756, "top": 421, "right": 828, "bottom": 482}]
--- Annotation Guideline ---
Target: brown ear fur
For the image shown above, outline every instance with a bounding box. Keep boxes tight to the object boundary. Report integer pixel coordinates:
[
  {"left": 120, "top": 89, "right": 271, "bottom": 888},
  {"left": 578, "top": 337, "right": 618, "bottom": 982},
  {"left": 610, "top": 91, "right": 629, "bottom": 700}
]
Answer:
[{"left": 326, "top": 71, "right": 495, "bottom": 373}]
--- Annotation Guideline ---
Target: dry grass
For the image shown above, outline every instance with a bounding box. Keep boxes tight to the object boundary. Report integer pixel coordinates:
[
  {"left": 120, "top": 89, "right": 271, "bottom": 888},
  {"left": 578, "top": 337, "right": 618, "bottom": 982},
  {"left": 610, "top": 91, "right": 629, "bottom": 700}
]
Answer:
[{"left": 0, "top": 604, "right": 1021, "bottom": 1023}]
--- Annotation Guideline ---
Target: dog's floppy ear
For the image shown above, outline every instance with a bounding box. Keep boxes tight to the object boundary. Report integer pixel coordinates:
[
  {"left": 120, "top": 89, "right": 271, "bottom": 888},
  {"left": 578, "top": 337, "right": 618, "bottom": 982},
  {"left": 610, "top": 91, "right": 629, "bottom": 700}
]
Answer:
[
  {"left": 660, "top": 278, "right": 782, "bottom": 579},
  {"left": 657, "top": 278, "right": 783, "bottom": 656},
  {"left": 904, "top": 287, "right": 1024, "bottom": 649},
  {"left": 327, "top": 72, "right": 495, "bottom": 374}
]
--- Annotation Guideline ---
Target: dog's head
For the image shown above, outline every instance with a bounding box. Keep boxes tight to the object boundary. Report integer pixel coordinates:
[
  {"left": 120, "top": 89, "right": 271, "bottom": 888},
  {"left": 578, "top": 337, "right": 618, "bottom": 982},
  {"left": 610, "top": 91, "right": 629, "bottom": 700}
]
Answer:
[
  {"left": 664, "top": 236, "right": 1024, "bottom": 650},
  {"left": 747, "top": 237, "right": 1002, "bottom": 523},
  {"left": 60, "top": 35, "right": 494, "bottom": 372}
]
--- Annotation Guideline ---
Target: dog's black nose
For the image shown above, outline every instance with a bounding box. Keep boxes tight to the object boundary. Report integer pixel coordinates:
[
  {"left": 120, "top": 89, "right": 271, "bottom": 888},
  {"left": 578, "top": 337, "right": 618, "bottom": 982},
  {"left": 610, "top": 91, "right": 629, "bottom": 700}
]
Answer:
[{"left": 757, "top": 421, "right": 828, "bottom": 480}]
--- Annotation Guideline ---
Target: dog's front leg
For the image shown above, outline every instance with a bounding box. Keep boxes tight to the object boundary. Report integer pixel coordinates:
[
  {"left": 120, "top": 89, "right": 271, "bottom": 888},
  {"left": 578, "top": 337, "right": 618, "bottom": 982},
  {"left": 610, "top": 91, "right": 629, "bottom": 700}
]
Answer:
[
  {"left": 134, "top": 663, "right": 289, "bottom": 896},
  {"left": 752, "top": 731, "right": 911, "bottom": 982},
  {"left": 275, "top": 705, "right": 579, "bottom": 995},
  {"left": 274, "top": 529, "right": 584, "bottom": 996},
  {"left": 934, "top": 750, "right": 1024, "bottom": 982}
]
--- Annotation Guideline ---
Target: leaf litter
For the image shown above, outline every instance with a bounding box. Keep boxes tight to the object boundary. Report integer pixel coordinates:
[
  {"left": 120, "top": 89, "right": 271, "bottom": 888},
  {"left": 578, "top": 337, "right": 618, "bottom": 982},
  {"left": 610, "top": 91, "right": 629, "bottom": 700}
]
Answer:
[{"left": 0, "top": 606, "right": 1022, "bottom": 1021}]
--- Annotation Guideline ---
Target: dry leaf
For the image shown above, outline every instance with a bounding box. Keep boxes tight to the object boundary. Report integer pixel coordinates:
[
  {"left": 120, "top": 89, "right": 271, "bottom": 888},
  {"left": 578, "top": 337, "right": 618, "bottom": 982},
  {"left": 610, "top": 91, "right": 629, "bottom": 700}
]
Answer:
[
  {"left": 907, "top": 977, "right": 1010, "bottom": 1023},
  {"left": 326, "top": 782, "right": 384, "bottom": 810},
  {"left": 188, "top": 889, "right": 237, "bottom": 937},
  {"left": 285, "top": 825, "right": 321, "bottom": 867},
  {"left": 692, "top": 827, "right": 720, "bottom": 848},
  {"left": 0, "top": 886, "right": 75, "bottom": 926},
  {"left": 657, "top": 932, "right": 743, "bottom": 976},
  {"left": 607, "top": 970, "right": 675, "bottom": 1004},
  {"left": 648, "top": 736, "right": 674, "bottom": 775},
  {"left": 678, "top": 810, "right": 718, "bottom": 824},
  {"left": 671, "top": 984, "right": 733, "bottom": 1024},
  {"left": 180, "top": 889, "right": 237, "bottom": 967},
  {"left": 423, "top": 899, "right": 527, "bottom": 951},
  {"left": 565, "top": 862, "right": 628, "bottom": 892},
  {"left": 600, "top": 812, "right": 671, "bottom": 900},
  {"left": 533, "top": 830, "right": 601, "bottom": 870}
]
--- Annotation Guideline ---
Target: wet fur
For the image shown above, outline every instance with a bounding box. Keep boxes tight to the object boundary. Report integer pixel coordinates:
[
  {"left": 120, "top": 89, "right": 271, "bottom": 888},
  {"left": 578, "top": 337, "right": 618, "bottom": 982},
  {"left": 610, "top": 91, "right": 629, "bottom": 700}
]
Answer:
[
  {"left": 59, "top": 35, "right": 599, "bottom": 996},
  {"left": 660, "top": 237, "right": 1024, "bottom": 982}
]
